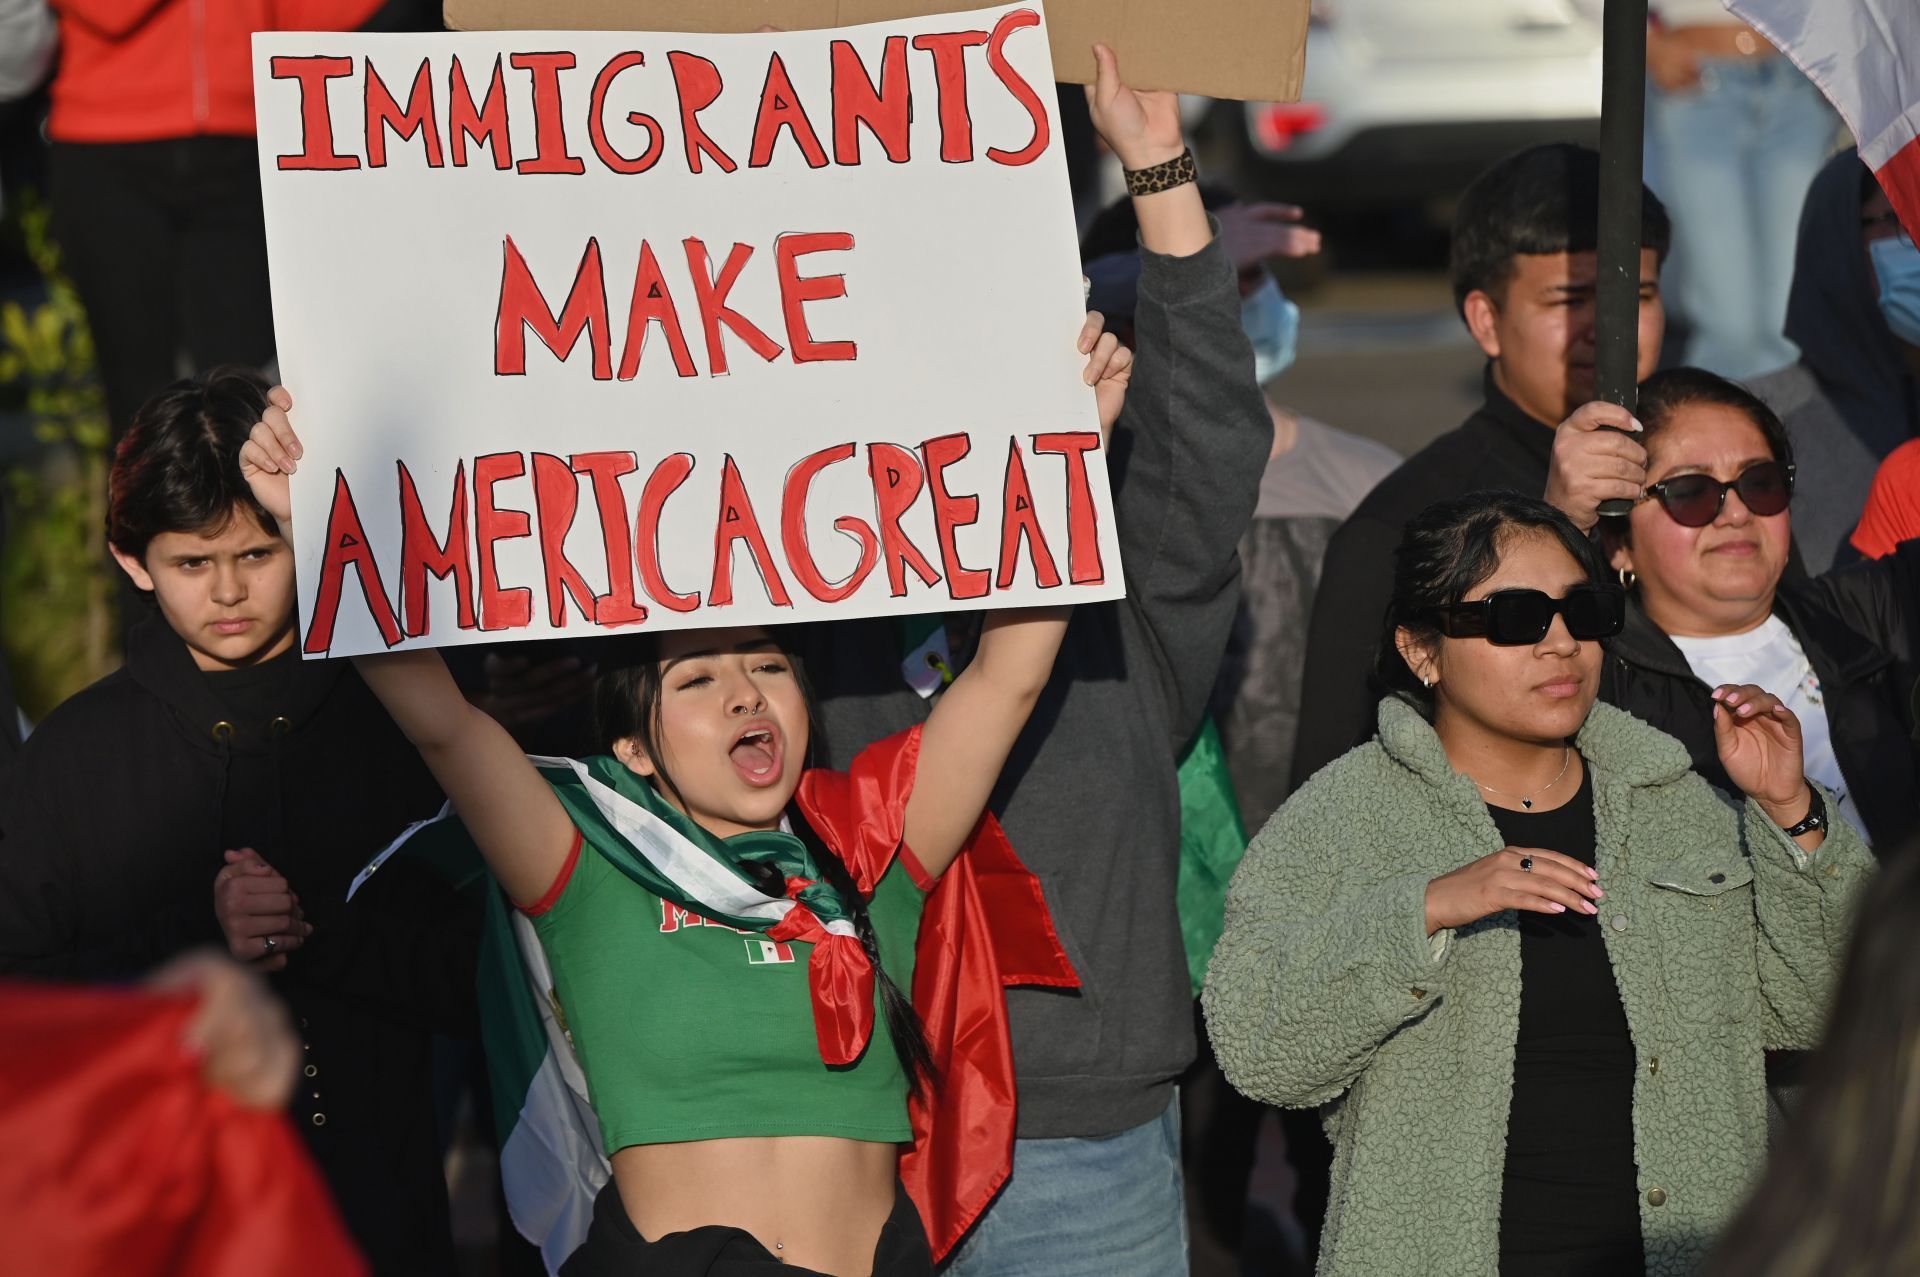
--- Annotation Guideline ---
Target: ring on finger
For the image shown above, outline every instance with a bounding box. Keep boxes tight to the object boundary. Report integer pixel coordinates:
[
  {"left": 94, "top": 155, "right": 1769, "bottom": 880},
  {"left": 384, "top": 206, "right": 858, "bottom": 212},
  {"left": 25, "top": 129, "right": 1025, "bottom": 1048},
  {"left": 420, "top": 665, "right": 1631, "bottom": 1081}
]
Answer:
[
  {"left": 263, "top": 934, "right": 280, "bottom": 955},
  {"left": 1518, "top": 856, "right": 1534, "bottom": 873}
]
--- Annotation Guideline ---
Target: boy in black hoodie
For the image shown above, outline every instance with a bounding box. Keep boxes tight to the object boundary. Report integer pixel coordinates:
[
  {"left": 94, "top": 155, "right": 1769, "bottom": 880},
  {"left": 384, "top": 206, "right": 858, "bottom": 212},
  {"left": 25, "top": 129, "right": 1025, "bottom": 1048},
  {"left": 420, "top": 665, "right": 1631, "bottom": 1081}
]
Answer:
[
  {"left": 1289, "top": 144, "right": 1671, "bottom": 788},
  {"left": 0, "top": 369, "right": 476, "bottom": 1276}
]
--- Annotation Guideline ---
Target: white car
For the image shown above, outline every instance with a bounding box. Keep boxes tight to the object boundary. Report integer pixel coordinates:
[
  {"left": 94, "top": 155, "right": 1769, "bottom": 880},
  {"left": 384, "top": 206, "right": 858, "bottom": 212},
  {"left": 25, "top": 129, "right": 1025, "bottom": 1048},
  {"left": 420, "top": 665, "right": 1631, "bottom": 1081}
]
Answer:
[{"left": 1208, "top": 0, "right": 1604, "bottom": 210}]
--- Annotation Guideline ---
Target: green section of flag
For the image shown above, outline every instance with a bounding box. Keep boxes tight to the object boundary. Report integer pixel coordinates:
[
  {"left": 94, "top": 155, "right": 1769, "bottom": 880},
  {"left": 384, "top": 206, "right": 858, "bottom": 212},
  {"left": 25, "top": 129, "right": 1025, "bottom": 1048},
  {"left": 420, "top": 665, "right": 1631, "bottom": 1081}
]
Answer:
[
  {"left": 541, "top": 756, "right": 860, "bottom": 936},
  {"left": 1175, "top": 716, "right": 1250, "bottom": 998},
  {"left": 388, "top": 814, "right": 547, "bottom": 1144}
]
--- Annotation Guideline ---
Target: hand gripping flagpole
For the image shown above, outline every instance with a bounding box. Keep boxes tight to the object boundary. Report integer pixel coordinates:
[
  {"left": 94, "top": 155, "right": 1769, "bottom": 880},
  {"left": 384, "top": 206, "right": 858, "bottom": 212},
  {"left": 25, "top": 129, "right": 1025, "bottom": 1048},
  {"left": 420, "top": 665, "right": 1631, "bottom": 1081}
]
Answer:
[{"left": 1595, "top": 0, "right": 1649, "bottom": 518}]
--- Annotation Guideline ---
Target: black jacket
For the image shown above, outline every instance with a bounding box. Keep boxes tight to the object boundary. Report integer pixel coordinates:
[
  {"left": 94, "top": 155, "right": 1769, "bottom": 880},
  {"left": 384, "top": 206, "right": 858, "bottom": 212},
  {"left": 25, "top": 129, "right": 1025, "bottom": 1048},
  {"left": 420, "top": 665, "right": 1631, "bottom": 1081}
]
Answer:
[
  {"left": 0, "top": 649, "right": 18, "bottom": 793},
  {"left": 1599, "top": 541, "right": 1920, "bottom": 850},
  {"left": 0, "top": 614, "right": 477, "bottom": 1275},
  {"left": 1290, "top": 369, "right": 1556, "bottom": 790}
]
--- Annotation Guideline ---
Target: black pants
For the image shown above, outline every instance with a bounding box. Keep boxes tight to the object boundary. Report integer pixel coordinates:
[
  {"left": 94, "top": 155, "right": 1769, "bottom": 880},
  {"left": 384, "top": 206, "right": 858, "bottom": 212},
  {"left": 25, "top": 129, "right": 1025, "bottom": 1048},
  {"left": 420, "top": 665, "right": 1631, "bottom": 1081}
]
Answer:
[
  {"left": 48, "top": 136, "right": 277, "bottom": 442},
  {"left": 560, "top": 1179, "right": 933, "bottom": 1277}
]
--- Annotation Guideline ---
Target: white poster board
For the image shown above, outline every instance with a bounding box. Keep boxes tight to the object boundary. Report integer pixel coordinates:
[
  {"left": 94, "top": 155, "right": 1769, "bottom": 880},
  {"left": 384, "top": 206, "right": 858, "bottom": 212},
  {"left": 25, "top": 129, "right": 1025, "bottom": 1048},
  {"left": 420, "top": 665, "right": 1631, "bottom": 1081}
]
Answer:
[{"left": 252, "top": 3, "right": 1123, "bottom": 658}]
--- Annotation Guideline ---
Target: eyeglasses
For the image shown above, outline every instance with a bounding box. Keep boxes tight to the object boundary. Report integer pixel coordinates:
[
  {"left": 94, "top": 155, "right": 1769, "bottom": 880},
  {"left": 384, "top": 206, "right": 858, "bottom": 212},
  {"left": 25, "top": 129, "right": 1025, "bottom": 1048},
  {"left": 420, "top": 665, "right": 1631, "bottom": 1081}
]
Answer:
[
  {"left": 1426, "top": 586, "right": 1625, "bottom": 646},
  {"left": 1639, "top": 460, "right": 1794, "bottom": 528}
]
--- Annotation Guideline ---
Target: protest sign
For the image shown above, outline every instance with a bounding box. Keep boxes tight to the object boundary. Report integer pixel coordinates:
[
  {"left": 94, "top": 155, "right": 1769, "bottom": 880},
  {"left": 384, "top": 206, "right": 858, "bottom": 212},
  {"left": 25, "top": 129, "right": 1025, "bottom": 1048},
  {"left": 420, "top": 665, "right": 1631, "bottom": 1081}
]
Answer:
[
  {"left": 442, "top": 0, "right": 1310, "bottom": 103},
  {"left": 252, "top": 5, "right": 1123, "bottom": 659}
]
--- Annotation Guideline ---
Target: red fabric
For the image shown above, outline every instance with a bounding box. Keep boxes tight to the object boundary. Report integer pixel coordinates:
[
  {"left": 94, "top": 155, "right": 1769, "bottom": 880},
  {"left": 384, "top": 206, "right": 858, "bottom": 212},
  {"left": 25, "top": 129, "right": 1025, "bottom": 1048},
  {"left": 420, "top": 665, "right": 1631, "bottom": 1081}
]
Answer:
[
  {"left": 0, "top": 979, "right": 366, "bottom": 1276},
  {"left": 767, "top": 900, "right": 877, "bottom": 1068},
  {"left": 48, "top": 0, "right": 385, "bottom": 143},
  {"left": 1878, "top": 135, "right": 1920, "bottom": 244},
  {"left": 797, "top": 727, "right": 1079, "bottom": 1262},
  {"left": 1851, "top": 438, "right": 1920, "bottom": 559}
]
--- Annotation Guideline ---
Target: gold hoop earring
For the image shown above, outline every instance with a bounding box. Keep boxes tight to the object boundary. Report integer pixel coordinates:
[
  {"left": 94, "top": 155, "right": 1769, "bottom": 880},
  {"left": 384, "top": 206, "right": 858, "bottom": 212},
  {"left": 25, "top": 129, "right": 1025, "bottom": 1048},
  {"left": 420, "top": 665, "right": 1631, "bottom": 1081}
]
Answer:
[{"left": 1618, "top": 567, "right": 1637, "bottom": 590}]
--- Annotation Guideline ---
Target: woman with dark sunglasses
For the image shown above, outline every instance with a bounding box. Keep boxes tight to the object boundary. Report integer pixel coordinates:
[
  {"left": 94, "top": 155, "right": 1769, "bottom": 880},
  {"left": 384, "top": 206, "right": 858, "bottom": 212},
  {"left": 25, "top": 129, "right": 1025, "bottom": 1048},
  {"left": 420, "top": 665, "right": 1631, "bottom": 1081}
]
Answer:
[
  {"left": 1590, "top": 368, "right": 1920, "bottom": 850},
  {"left": 1204, "top": 490, "right": 1872, "bottom": 1277}
]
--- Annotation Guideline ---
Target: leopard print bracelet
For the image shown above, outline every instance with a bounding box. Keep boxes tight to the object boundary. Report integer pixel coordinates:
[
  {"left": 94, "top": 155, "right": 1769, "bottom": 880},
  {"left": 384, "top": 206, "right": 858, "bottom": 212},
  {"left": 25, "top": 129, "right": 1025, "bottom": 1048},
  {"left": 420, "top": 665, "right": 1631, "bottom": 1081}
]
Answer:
[{"left": 1123, "top": 147, "right": 1197, "bottom": 197}]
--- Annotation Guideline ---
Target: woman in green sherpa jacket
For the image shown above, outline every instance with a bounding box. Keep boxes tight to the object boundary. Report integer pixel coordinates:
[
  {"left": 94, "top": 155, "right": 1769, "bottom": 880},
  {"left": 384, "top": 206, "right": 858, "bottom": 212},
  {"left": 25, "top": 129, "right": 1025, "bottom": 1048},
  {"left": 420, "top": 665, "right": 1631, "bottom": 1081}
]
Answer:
[{"left": 1203, "top": 492, "right": 1872, "bottom": 1277}]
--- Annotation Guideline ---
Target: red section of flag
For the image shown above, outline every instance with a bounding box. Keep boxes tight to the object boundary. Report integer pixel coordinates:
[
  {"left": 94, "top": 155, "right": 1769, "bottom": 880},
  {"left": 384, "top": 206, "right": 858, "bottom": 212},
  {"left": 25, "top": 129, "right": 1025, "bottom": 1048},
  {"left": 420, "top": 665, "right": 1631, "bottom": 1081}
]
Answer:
[
  {"left": 798, "top": 727, "right": 1078, "bottom": 1261},
  {"left": 0, "top": 980, "right": 367, "bottom": 1277},
  {"left": 767, "top": 901, "right": 877, "bottom": 1067},
  {"left": 1877, "top": 134, "right": 1920, "bottom": 244},
  {"left": 1727, "top": 0, "right": 1920, "bottom": 238}
]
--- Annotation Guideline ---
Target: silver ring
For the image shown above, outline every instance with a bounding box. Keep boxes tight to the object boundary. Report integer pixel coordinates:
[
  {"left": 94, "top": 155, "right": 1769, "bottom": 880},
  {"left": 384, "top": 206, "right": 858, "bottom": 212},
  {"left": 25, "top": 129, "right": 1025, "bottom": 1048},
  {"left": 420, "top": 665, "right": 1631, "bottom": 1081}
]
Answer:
[
  {"left": 263, "top": 935, "right": 280, "bottom": 954},
  {"left": 1519, "top": 857, "right": 1534, "bottom": 873}
]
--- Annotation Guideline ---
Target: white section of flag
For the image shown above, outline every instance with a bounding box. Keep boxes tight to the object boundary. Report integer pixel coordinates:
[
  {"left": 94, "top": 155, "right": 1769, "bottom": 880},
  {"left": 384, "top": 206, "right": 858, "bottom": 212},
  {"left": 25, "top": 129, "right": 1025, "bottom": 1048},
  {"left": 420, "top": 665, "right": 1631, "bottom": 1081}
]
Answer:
[
  {"left": 502, "top": 911, "right": 609, "bottom": 1273},
  {"left": 525, "top": 754, "right": 858, "bottom": 939},
  {"left": 1724, "top": 0, "right": 1919, "bottom": 169}
]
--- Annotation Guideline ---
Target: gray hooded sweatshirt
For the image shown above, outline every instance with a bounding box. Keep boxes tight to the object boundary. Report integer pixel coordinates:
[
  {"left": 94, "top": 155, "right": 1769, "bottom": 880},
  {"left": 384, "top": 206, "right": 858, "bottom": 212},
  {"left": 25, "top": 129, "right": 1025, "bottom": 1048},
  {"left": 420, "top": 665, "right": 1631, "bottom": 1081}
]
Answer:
[{"left": 794, "top": 226, "right": 1270, "bottom": 1139}]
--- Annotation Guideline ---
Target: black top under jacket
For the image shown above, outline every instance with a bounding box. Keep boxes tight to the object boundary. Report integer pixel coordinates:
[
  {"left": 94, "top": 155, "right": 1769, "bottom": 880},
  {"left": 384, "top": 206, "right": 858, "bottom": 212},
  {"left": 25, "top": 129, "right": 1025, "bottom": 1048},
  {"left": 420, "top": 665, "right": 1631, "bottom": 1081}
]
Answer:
[{"left": 1492, "top": 770, "right": 1644, "bottom": 1277}]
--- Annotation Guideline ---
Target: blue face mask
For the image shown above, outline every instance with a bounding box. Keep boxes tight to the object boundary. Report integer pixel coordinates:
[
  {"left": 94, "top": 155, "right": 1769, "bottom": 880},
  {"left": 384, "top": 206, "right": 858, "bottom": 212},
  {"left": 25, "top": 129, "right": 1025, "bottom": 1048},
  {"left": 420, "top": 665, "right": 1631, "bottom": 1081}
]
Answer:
[
  {"left": 1240, "top": 275, "right": 1300, "bottom": 384},
  {"left": 1870, "top": 235, "right": 1920, "bottom": 347}
]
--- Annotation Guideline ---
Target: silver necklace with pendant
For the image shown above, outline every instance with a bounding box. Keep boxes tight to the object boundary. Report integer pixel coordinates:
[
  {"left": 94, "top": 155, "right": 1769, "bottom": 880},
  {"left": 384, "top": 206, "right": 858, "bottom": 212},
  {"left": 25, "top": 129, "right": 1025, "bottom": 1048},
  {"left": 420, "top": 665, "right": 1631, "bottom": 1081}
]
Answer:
[{"left": 1474, "top": 747, "right": 1571, "bottom": 810}]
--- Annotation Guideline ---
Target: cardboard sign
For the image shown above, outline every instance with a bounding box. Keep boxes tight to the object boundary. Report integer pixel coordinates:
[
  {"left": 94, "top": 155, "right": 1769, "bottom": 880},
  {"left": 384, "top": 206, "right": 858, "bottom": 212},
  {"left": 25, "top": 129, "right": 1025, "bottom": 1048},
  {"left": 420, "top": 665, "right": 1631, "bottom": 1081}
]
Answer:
[
  {"left": 443, "top": 0, "right": 1308, "bottom": 103},
  {"left": 253, "top": 7, "right": 1125, "bottom": 659}
]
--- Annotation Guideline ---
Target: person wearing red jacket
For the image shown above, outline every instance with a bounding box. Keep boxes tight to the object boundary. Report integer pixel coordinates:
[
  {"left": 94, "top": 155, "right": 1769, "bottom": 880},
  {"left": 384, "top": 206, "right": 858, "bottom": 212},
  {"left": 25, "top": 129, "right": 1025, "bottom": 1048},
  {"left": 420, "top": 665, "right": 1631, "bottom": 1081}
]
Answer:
[{"left": 45, "top": 0, "right": 386, "bottom": 442}]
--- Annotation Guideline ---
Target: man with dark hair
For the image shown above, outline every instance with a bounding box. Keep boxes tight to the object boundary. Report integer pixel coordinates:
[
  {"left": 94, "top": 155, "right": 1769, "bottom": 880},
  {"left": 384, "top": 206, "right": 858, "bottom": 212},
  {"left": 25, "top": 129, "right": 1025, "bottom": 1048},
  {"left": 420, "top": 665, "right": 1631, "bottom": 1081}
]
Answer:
[
  {"left": 1289, "top": 143, "right": 1670, "bottom": 788},
  {"left": 0, "top": 369, "right": 476, "bottom": 1275}
]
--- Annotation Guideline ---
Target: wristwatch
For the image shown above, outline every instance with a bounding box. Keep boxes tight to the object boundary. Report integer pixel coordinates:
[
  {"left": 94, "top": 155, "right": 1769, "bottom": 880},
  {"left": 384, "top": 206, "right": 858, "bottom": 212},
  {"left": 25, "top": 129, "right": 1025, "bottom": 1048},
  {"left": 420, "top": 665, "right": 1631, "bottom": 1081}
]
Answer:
[{"left": 1780, "top": 783, "right": 1828, "bottom": 838}]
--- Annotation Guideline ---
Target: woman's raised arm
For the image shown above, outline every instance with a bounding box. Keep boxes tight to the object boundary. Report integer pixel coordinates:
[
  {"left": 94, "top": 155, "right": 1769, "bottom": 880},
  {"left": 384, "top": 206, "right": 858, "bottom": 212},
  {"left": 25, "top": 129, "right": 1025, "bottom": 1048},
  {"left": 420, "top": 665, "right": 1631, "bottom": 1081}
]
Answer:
[
  {"left": 241, "top": 391, "right": 576, "bottom": 906},
  {"left": 904, "top": 606, "right": 1068, "bottom": 879},
  {"left": 902, "top": 314, "right": 1129, "bottom": 877}
]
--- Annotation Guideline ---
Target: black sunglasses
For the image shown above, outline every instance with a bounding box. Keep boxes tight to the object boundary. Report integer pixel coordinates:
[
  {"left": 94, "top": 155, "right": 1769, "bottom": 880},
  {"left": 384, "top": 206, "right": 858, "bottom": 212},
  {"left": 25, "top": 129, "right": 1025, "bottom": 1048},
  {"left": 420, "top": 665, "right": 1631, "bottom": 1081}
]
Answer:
[
  {"left": 1426, "top": 586, "right": 1625, "bottom": 646},
  {"left": 1638, "top": 460, "right": 1794, "bottom": 528}
]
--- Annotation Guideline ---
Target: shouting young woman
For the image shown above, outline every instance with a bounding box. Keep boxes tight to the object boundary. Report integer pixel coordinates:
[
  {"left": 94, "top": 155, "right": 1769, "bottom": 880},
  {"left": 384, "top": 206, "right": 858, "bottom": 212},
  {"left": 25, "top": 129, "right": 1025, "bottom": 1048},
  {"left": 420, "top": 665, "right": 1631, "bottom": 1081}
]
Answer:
[{"left": 237, "top": 308, "right": 1131, "bottom": 1276}]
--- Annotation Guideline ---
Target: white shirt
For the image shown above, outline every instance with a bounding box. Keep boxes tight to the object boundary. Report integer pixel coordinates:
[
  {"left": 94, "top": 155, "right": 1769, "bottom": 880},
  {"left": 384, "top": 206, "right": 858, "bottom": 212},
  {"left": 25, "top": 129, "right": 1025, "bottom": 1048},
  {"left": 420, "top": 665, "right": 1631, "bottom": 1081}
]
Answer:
[{"left": 1670, "top": 615, "right": 1868, "bottom": 841}]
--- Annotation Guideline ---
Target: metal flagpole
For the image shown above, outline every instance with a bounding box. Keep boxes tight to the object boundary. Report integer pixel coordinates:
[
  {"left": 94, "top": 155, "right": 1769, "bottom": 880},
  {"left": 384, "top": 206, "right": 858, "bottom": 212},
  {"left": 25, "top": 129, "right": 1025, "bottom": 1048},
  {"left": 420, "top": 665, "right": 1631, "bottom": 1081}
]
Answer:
[{"left": 1594, "top": 0, "right": 1649, "bottom": 518}]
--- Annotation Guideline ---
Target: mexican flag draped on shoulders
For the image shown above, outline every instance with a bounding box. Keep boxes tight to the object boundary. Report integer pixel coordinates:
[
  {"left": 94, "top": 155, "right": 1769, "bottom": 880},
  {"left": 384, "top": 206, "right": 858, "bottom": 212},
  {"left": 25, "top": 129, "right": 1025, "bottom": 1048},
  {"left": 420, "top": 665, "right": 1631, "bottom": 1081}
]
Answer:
[{"left": 361, "top": 724, "right": 1076, "bottom": 1271}]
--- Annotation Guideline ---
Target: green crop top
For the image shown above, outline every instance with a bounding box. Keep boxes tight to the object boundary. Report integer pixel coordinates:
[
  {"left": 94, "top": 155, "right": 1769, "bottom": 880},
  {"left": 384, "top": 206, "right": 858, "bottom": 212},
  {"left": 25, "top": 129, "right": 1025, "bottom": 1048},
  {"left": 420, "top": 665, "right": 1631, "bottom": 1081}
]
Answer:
[{"left": 529, "top": 829, "right": 928, "bottom": 1154}]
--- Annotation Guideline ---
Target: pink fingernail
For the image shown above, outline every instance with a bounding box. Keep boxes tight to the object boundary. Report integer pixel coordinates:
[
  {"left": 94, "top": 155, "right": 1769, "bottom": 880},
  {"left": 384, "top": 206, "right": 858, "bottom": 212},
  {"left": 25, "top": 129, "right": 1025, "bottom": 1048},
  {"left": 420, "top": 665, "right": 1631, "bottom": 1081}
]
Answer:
[{"left": 1550, "top": 903, "right": 1567, "bottom": 913}]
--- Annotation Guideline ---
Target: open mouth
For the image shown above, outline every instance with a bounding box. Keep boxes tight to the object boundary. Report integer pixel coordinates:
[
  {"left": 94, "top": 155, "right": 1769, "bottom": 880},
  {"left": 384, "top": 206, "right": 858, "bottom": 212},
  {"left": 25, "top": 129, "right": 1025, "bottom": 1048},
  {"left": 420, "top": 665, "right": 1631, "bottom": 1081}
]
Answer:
[{"left": 727, "top": 722, "right": 784, "bottom": 787}]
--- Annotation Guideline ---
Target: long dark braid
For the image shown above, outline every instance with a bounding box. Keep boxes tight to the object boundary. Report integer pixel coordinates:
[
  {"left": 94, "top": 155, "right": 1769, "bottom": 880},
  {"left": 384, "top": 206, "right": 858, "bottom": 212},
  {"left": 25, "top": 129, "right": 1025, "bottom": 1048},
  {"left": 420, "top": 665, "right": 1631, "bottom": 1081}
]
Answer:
[{"left": 593, "top": 631, "right": 937, "bottom": 1094}]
